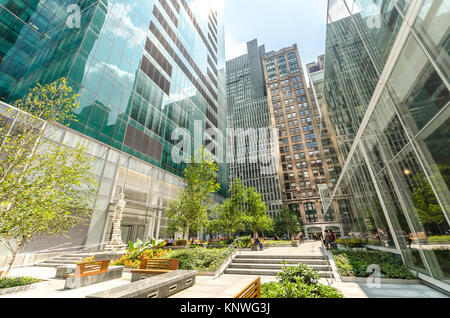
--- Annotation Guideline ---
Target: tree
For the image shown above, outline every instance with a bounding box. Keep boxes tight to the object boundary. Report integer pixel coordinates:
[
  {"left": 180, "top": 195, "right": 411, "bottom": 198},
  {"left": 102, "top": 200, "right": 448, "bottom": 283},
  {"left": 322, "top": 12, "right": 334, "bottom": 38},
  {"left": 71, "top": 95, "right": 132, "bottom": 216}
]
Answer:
[
  {"left": 245, "top": 187, "right": 273, "bottom": 235},
  {"left": 412, "top": 167, "right": 449, "bottom": 234},
  {"left": 166, "top": 147, "right": 220, "bottom": 240},
  {"left": 211, "top": 178, "right": 247, "bottom": 237},
  {"left": 274, "top": 206, "right": 302, "bottom": 238},
  {"left": 0, "top": 79, "right": 97, "bottom": 277}
]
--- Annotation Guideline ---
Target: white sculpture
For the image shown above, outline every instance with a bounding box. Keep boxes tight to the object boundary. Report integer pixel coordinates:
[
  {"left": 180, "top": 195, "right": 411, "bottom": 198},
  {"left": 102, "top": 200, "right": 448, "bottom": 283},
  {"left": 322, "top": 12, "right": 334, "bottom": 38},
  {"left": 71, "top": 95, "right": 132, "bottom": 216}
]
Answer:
[{"left": 106, "top": 193, "right": 127, "bottom": 251}]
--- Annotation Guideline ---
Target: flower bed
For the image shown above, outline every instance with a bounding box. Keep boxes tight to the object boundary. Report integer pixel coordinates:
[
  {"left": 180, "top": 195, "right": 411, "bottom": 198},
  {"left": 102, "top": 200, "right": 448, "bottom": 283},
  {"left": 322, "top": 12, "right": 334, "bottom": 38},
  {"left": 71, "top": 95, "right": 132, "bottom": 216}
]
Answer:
[
  {"left": 332, "top": 249, "right": 417, "bottom": 279},
  {"left": 261, "top": 263, "right": 343, "bottom": 298},
  {"left": 111, "top": 248, "right": 169, "bottom": 269}
]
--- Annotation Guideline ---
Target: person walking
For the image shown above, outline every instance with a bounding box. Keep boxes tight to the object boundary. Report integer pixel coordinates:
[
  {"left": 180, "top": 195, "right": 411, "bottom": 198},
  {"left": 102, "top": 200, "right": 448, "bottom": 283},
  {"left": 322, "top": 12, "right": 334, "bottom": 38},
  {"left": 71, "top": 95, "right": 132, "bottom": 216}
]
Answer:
[
  {"left": 324, "top": 230, "right": 333, "bottom": 250},
  {"left": 297, "top": 231, "right": 304, "bottom": 243}
]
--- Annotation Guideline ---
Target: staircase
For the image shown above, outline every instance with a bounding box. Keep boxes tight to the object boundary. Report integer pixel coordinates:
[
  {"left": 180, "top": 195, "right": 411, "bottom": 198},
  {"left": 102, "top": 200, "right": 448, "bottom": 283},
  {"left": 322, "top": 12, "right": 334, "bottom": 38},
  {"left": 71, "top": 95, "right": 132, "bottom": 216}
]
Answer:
[
  {"left": 224, "top": 254, "right": 333, "bottom": 278},
  {"left": 35, "top": 253, "right": 94, "bottom": 267}
]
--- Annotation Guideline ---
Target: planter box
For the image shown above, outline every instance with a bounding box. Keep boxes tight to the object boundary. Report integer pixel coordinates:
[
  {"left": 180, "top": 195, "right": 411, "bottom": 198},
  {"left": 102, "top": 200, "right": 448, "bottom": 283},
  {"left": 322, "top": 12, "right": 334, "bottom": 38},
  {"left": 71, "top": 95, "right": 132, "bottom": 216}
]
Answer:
[
  {"left": 340, "top": 276, "right": 422, "bottom": 284},
  {"left": 0, "top": 280, "right": 49, "bottom": 296}
]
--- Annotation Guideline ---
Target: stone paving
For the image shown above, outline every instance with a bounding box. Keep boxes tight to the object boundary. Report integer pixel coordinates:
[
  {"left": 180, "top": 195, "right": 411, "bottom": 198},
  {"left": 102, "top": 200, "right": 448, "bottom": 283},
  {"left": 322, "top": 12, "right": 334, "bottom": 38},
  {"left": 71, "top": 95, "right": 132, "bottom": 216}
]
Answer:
[{"left": 0, "top": 242, "right": 448, "bottom": 298}]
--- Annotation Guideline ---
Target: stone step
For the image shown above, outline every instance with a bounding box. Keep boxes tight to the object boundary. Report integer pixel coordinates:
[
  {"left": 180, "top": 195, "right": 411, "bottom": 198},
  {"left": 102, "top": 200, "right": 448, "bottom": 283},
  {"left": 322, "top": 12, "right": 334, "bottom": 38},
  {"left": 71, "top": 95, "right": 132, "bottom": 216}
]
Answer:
[
  {"left": 224, "top": 268, "right": 333, "bottom": 278},
  {"left": 34, "top": 263, "right": 66, "bottom": 268},
  {"left": 52, "top": 257, "right": 85, "bottom": 261},
  {"left": 61, "top": 253, "right": 95, "bottom": 258},
  {"left": 232, "top": 258, "right": 327, "bottom": 265},
  {"left": 38, "top": 259, "right": 81, "bottom": 265},
  {"left": 229, "top": 263, "right": 329, "bottom": 271},
  {"left": 234, "top": 255, "right": 325, "bottom": 260}
]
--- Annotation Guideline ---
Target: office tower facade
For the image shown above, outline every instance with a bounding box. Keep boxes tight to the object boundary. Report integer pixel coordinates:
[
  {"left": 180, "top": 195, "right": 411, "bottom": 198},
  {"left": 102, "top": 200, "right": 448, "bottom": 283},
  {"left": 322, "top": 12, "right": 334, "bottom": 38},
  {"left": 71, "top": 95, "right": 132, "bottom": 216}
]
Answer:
[
  {"left": 0, "top": 0, "right": 226, "bottom": 250},
  {"left": 324, "top": 0, "right": 449, "bottom": 289},
  {"left": 226, "top": 39, "right": 282, "bottom": 216},
  {"left": 262, "top": 45, "right": 343, "bottom": 236},
  {"left": 307, "top": 54, "right": 347, "bottom": 236}
]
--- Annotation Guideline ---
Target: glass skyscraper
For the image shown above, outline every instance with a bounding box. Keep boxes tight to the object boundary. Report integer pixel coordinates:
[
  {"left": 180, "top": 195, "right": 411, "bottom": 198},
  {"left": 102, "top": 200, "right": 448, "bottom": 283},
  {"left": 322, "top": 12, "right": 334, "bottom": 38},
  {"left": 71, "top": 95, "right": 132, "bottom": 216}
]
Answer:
[
  {"left": 0, "top": 0, "right": 227, "bottom": 191},
  {"left": 324, "top": 0, "right": 449, "bottom": 290},
  {"left": 0, "top": 0, "right": 227, "bottom": 249}
]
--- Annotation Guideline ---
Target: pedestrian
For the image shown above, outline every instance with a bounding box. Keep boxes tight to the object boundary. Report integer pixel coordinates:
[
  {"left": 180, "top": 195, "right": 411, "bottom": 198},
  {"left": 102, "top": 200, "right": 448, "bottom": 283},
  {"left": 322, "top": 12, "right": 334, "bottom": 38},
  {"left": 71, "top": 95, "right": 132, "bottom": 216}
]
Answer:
[
  {"left": 297, "top": 231, "right": 304, "bottom": 243},
  {"left": 323, "top": 230, "right": 332, "bottom": 249},
  {"left": 253, "top": 231, "right": 264, "bottom": 250},
  {"left": 329, "top": 229, "right": 336, "bottom": 241}
]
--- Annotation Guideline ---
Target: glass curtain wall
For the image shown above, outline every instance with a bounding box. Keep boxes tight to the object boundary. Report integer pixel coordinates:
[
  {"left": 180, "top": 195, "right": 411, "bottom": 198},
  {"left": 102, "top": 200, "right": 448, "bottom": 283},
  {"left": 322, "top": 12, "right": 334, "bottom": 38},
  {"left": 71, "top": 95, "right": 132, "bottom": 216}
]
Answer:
[{"left": 324, "top": 0, "right": 450, "bottom": 286}]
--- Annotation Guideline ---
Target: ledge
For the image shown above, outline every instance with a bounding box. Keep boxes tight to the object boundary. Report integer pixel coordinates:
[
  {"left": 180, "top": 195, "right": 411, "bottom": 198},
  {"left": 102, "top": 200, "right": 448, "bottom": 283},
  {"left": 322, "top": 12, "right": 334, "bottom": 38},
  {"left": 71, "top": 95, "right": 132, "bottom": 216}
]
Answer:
[
  {"left": 340, "top": 276, "right": 422, "bottom": 284},
  {"left": 0, "top": 280, "right": 49, "bottom": 296}
]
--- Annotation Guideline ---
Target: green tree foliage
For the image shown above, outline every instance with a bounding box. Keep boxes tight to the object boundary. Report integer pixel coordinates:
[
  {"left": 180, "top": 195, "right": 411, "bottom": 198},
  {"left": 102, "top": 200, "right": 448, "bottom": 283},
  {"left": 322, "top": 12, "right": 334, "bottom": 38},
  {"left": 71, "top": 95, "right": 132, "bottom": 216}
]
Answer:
[
  {"left": 245, "top": 187, "right": 273, "bottom": 235},
  {"left": 0, "top": 79, "right": 97, "bottom": 277},
  {"left": 274, "top": 206, "right": 302, "bottom": 238},
  {"left": 210, "top": 178, "right": 247, "bottom": 236},
  {"left": 166, "top": 147, "right": 220, "bottom": 239},
  {"left": 412, "top": 166, "right": 449, "bottom": 234}
]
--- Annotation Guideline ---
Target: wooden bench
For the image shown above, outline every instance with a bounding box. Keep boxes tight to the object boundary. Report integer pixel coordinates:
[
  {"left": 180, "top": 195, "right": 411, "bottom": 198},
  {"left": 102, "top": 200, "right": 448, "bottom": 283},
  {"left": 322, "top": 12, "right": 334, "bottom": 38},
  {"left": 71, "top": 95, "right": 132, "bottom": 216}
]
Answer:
[
  {"left": 410, "top": 232, "right": 427, "bottom": 240},
  {"left": 131, "top": 258, "right": 179, "bottom": 282},
  {"left": 234, "top": 277, "right": 261, "bottom": 298},
  {"left": 66, "top": 260, "right": 110, "bottom": 279},
  {"left": 64, "top": 259, "right": 123, "bottom": 289}
]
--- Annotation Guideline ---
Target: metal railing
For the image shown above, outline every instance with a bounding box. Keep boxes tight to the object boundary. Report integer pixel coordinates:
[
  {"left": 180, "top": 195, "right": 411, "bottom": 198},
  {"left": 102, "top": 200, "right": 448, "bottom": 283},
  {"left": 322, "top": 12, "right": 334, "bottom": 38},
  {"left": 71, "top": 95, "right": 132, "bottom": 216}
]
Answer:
[
  {"left": 320, "top": 239, "right": 334, "bottom": 285},
  {"left": 214, "top": 237, "right": 241, "bottom": 279}
]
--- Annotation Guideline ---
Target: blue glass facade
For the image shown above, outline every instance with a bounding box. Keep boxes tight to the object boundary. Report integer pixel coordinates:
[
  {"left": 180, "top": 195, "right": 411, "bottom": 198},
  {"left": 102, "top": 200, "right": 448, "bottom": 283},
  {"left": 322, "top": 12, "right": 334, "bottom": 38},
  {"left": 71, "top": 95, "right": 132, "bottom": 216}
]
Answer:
[{"left": 0, "top": 0, "right": 228, "bottom": 194}]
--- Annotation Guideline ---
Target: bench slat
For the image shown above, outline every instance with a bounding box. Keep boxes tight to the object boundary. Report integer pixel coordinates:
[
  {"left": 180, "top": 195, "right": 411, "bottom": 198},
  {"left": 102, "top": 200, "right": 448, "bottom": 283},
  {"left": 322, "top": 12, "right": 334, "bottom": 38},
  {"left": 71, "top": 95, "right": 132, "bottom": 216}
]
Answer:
[{"left": 234, "top": 277, "right": 261, "bottom": 298}]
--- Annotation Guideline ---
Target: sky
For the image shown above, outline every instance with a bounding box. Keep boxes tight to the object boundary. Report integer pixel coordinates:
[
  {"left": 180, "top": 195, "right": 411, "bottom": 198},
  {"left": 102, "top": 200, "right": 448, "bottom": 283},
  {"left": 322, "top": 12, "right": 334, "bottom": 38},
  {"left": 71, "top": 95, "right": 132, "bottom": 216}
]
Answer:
[{"left": 224, "top": 0, "right": 328, "bottom": 72}]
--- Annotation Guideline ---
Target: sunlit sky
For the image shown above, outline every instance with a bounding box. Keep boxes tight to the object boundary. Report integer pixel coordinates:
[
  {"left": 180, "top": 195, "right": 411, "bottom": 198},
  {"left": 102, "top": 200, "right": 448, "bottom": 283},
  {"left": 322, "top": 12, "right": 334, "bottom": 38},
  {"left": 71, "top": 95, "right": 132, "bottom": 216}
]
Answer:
[{"left": 224, "top": 0, "right": 328, "bottom": 71}]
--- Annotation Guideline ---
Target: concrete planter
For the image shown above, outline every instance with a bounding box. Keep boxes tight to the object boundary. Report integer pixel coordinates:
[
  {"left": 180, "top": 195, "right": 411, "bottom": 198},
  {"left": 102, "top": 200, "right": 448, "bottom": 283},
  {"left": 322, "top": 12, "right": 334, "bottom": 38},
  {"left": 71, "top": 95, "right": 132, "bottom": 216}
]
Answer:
[
  {"left": 0, "top": 280, "right": 50, "bottom": 295},
  {"left": 340, "top": 276, "right": 422, "bottom": 284}
]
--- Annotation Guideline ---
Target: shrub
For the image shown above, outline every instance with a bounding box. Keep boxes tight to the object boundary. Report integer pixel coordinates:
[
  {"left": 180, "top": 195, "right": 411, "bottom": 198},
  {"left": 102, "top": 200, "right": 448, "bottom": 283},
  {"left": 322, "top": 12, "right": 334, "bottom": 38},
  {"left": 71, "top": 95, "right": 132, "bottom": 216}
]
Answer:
[
  {"left": 332, "top": 249, "right": 417, "bottom": 279},
  {"left": 428, "top": 235, "right": 450, "bottom": 243},
  {"left": 277, "top": 262, "right": 320, "bottom": 285},
  {"left": 336, "top": 238, "right": 366, "bottom": 248},
  {"left": 261, "top": 263, "right": 343, "bottom": 298},
  {"left": 0, "top": 277, "right": 41, "bottom": 289},
  {"left": 165, "top": 248, "right": 231, "bottom": 272}
]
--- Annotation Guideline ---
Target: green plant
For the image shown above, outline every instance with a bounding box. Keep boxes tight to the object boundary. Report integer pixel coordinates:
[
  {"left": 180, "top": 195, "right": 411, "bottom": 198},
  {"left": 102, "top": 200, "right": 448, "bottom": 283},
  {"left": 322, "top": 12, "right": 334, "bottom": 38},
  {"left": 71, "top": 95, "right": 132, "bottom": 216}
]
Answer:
[
  {"left": 336, "top": 238, "right": 366, "bottom": 248},
  {"left": 0, "top": 78, "right": 97, "bottom": 278},
  {"left": 261, "top": 263, "right": 343, "bottom": 298},
  {"left": 332, "top": 249, "right": 417, "bottom": 279},
  {"left": 166, "top": 147, "right": 220, "bottom": 239},
  {"left": 428, "top": 235, "right": 450, "bottom": 243},
  {"left": 0, "top": 276, "right": 41, "bottom": 289},
  {"left": 277, "top": 262, "right": 320, "bottom": 285},
  {"left": 164, "top": 248, "right": 231, "bottom": 272}
]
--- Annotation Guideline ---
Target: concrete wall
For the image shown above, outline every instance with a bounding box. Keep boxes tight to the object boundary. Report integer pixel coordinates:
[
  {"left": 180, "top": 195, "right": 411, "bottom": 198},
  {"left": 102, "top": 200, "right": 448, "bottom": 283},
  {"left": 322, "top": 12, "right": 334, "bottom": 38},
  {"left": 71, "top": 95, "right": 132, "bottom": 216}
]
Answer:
[{"left": 0, "top": 252, "right": 65, "bottom": 270}]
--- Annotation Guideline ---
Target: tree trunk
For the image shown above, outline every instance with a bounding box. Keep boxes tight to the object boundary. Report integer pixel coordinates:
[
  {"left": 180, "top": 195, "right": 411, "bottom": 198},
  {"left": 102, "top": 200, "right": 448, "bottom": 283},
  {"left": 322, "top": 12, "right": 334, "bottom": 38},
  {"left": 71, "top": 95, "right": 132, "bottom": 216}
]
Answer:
[
  {"left": 185, "top": 223, "right": 190, "bottom": 241},
  {"left": 1, "top": 240, "right": 24, "bottom": 278}
]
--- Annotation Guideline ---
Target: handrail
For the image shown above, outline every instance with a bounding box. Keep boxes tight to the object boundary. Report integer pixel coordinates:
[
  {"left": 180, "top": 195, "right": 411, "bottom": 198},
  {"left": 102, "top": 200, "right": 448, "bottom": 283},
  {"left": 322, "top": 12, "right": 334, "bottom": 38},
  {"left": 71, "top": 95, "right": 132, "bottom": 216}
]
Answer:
[
  {"left": 221, "top": 237, "right": 241, "bottom": 256},
  {"left": 320, "top": 239, "right": 334, "bottom": 285},
  {"left": 215, "top": 237, "right": 241, "bottom": 279}
]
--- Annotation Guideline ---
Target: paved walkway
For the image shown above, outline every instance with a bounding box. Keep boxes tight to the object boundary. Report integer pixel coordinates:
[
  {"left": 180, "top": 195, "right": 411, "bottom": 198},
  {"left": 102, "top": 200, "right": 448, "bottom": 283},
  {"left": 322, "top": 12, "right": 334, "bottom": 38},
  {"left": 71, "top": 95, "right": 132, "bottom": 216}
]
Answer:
[{"left": 1, "top": 243, "right": 448, "bottom": 298}]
